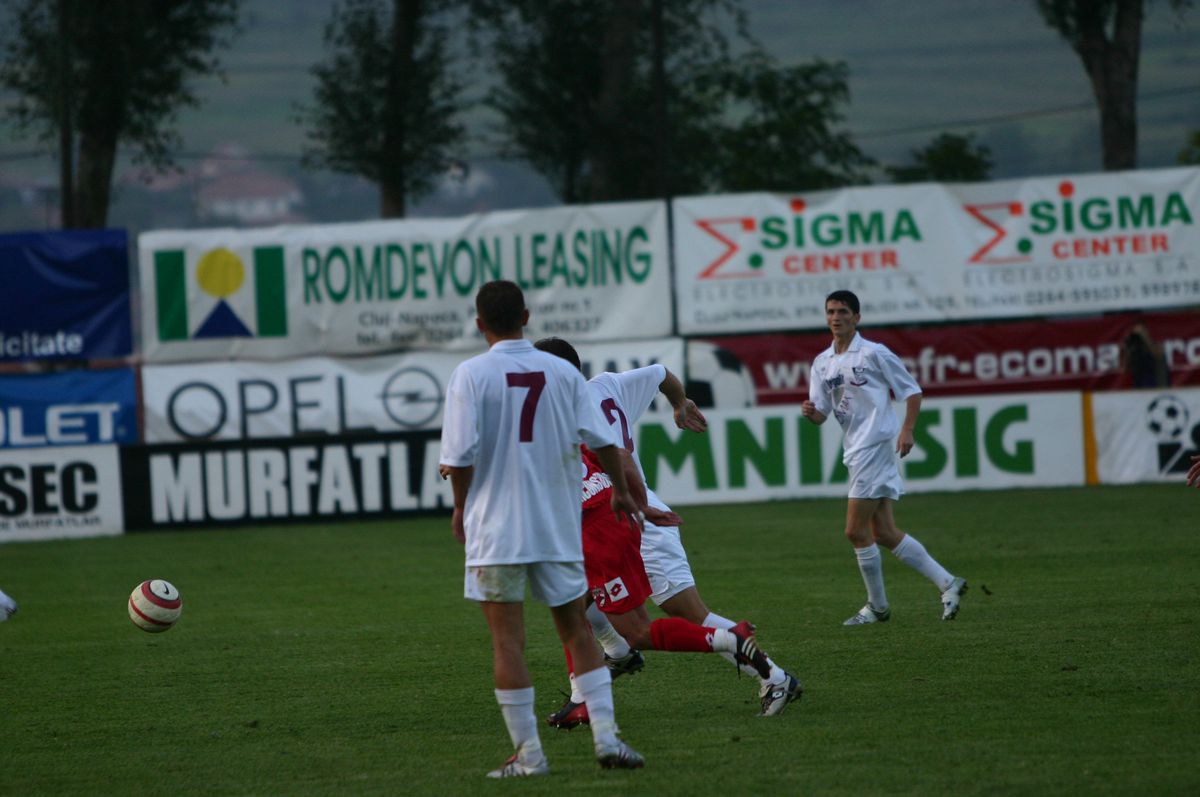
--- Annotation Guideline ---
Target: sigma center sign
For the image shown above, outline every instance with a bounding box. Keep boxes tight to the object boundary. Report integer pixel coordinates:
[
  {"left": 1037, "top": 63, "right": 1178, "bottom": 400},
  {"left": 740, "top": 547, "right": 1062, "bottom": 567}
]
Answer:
[
  {"left": 674, "top": 167, "right": 1200, "bottom": 333},
  {"left": 139, "top": 201, "right": 670, "bottom": 362}
]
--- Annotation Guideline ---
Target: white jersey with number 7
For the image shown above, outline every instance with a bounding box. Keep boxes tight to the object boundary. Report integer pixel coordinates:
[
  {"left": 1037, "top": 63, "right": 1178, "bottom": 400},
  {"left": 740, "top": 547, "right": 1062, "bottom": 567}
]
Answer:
[{"left": 439, "top": 339, "right": 617, "bottom": 567}]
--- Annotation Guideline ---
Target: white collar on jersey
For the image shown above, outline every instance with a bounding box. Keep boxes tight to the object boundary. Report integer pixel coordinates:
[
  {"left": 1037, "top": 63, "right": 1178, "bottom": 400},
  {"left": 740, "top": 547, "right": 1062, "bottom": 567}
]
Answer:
[
  {"left": 489, "top": 338, "right": 533, "bottom": 352},
  {"left": 828, "top": 331, "right": 863, "bottom": 356}
]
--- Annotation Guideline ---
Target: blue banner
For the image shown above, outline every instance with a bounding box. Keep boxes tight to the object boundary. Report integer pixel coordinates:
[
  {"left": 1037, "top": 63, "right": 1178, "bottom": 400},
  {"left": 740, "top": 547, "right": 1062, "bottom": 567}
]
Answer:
[
  {"left": 0, "top": 229, "right": 132, "bottom": 361},
  {"left": 0, "top": 367, "right": 138, "bottom": 448}
]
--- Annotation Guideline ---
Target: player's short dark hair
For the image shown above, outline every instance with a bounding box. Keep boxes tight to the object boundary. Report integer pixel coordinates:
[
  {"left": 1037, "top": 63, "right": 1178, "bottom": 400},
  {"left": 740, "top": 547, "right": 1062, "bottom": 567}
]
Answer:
[
  {"left": 825, "top": 289, "right": 860, "bottom": 314},
  {"left": 475, "top": 280, "right": 526, "bottom": 335},
  {"left": 534, "top": 336, "right": 582, "bottom": 372}
]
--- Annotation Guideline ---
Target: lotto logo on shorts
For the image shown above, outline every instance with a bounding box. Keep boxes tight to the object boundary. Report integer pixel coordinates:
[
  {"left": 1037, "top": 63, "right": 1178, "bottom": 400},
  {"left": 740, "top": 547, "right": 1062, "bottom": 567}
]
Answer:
[{"left": 604, "top": 578, "right": 627, "bottom": 603}]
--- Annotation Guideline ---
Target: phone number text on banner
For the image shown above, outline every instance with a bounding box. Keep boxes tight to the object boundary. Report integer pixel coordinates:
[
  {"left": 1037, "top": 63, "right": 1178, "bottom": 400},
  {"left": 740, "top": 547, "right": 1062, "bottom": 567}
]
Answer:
[
  {"left": 139, "top": 201, "right": 671, "bottom": 362},
  {"left": 674, "top": 166, "right": 1200, "bottom": 333}
]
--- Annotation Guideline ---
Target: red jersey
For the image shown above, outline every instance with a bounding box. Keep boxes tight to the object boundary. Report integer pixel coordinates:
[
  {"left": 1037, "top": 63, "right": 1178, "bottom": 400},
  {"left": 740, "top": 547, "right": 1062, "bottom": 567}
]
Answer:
[{"left": 580, "top": 446, "right": 651, "bottom": 613}]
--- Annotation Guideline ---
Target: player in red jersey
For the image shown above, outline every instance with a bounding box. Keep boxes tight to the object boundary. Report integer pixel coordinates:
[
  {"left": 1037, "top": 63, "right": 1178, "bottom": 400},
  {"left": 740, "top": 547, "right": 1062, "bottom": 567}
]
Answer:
[{"left": 550, "top": 445, "right": 777, "bottom": 729}]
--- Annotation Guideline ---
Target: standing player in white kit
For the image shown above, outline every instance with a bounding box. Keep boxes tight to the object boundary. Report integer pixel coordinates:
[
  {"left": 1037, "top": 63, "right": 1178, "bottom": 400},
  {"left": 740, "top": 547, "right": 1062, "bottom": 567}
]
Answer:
[
  {"left": 439, "top": 281, "right": 645, "bottom": 778},
  {"left": 802, "top": 289, "right": 967, "bottom": 625}
]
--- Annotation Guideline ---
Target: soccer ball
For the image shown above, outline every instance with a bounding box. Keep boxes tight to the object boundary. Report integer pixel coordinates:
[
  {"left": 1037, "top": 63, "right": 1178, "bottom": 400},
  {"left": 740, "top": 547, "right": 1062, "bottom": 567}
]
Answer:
[
  {"left": 128, "top": 579, "right": 182, "bottom": 633},
  {"left": 686, "top": 340, "right": 757, "bottom": 409},
  {"left": 1146, "top": 395, "right": 1189, "bottom": 442}
]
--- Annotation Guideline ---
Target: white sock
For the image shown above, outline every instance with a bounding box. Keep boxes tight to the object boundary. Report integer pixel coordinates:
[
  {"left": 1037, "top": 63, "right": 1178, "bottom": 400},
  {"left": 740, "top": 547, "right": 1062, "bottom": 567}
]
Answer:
[
  {"left": 0, "top": 588, "right": 15, "bottom": 620},
  {"left": 891, "top": 534, "right": 954, "bottom": 591},
  {"left": 709, "top": 628, "right": 736, "bottom": 653},
  {"left": 705, "top": 612, "right": 785, "bottom": 684},
  {"left": 855, "top": 544, "right": 889, "bottom": 611},
  {"left": 494, "top": 687, "right": 544, "bottom": 765},
  {"left": 574, "top": 666, "right": 619, "bottom": 750},
  {"left": 703, "top": 611, "right": 734, "bottom": 630},
  {"left": 568, "top": 671, "right": 583, "bottom": 704},
  {"left": 587, "top": 602, "right": 632, "bottom": 659}
]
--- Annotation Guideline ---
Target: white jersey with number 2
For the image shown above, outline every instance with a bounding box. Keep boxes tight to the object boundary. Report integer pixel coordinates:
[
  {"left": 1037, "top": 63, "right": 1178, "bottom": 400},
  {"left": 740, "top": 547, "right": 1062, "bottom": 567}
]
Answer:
[
  {"left": 439, "top": 339, "right": 616, "bottom": 567},
  {"left": 587, "top": 364, "right": 671, "bottom": 513}
]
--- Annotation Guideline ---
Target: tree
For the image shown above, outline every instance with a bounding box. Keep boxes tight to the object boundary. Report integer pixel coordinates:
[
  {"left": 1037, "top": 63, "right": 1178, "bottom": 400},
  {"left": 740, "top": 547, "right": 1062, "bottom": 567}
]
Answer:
[
  {"left": 887, "top": 133, "right": 994, "bottom": 183},
  {"left": 298, "top": 0, "right": 465, "bottom": 218},
  {"left": 472, "top": 0, "right": 870, "bottom": 204},
  {"left": 1036, "top": 0, "right": 1189, "bottom": 171},
  {"left": 709, "top": 54, "right": 873, "bottom": 192},
  {"left": 0, "top": 0, "right": 240, "bottom": 228}
]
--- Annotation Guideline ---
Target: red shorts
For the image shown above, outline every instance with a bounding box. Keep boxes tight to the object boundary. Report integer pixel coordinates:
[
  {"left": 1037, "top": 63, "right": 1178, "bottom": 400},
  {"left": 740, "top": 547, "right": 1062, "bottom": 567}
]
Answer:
[{"left": 582, "top": 510, "right": 652, "bottom": 614}]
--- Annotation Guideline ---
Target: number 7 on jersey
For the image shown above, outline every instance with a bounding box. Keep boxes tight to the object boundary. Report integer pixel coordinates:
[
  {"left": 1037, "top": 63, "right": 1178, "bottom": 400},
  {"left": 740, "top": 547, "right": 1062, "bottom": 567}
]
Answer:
[{"left": 506, "top": 372, "right": 545, "bottom": 442}]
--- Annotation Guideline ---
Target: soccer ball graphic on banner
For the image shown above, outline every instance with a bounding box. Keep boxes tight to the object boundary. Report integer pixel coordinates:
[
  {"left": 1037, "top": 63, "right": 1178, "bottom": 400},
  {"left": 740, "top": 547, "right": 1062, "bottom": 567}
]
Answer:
[
  {"left": 685, "top": 341, "right": 757, "bottom": 409},
  {"left": 1146, "top": 395, "right": 1189, "bottom": 442},
  {"left": 128, "top": 580, "right": 183, "bottom": 633}
]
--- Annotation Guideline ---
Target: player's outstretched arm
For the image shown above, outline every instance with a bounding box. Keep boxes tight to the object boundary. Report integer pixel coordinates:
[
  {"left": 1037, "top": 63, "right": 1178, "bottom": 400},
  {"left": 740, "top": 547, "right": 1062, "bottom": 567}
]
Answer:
[
  {"left": 618, "top": 448, "right": 682, "bottom": 526},
  {"left": 1187, "top": 455, "right": 1200, "bottom": 488},
  {"left": 660, "top": 370, "right": 707, "bottom": 433}
]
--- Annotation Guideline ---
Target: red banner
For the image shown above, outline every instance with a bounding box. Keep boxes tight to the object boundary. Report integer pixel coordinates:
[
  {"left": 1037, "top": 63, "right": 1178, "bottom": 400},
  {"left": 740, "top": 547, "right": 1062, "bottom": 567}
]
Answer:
[{"left": 702, "top": 310, "right": 1200, "bottom": 401}]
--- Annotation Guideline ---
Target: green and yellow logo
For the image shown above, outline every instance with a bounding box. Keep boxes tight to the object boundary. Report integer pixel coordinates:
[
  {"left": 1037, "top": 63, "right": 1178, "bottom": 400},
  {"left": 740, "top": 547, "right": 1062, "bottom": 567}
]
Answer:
[{"left": 154, "top": 247, "right": 287, "bottom": 341}]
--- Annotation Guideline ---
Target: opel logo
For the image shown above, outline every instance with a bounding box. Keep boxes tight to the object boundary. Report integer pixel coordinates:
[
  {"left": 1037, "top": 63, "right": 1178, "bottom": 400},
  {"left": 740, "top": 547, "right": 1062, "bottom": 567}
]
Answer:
[{"left": 379, "top": 367, "right": 443, "bottom": 428}]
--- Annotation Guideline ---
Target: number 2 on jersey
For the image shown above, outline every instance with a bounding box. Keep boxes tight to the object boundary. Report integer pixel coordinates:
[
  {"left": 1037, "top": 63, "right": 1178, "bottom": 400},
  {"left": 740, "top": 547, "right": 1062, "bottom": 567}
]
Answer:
[
  {"left": 506, "top": 372, "right": 546, "bottom": 442},
  {"left": 600, "top": 397, "right": 634, "bottom": 450}
]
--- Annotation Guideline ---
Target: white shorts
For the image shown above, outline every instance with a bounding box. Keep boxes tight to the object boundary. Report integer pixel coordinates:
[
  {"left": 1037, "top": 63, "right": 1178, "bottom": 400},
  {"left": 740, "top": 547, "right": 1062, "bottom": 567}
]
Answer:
[
  {"left": 464, "top": 561, "right": 587, "bottom": 606},
  {"left": 640, "top": 521, "right": 696, "bottom": 605},
  {"left": 845, "top": 442, "right": 905, "bottom": 501}
]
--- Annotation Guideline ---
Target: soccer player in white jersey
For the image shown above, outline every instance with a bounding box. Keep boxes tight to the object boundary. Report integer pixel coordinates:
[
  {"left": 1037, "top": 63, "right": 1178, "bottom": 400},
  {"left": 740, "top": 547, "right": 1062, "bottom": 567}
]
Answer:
[
  {"left": 0, "top": 587, "right": 16, "bottom": 621},
  {"left": 802, "top": 289, "right": 967, "bottom": 625},
  {"left": 535, "top": 337, "right": 803, "bottom": 718},
  {"left": 438, "top": 281, "right": 645, "bottom": 778}
]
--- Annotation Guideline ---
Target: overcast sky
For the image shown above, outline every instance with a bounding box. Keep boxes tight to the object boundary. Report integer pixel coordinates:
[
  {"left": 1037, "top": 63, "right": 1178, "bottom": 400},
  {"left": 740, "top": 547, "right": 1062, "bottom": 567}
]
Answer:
[{"left": 1, "top": 0, "right": 1197, "bottom": 201}]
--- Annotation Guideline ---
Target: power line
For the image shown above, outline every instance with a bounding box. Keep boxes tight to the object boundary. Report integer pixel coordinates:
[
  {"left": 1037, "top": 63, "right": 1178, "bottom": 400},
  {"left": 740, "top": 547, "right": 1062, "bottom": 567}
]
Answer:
[{"left": 853, "top": 84, "right": 1200, "bottom": 140}]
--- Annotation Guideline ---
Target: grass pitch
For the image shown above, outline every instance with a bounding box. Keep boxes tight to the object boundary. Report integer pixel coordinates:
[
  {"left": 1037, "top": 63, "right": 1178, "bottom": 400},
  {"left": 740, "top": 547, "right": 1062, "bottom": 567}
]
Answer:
[{"left": 1, "top": 484, "right": 1197, "bottom": 796}]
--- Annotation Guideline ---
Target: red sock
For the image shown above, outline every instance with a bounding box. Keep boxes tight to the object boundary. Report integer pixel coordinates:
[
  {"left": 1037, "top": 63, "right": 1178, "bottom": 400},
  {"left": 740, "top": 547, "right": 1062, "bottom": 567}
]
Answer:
[
  {"left": 564, "top": 644, "right": 574, "bottom": 676},
  {"left": 649, "top": 617, "right": 716, "bottom": 652}
]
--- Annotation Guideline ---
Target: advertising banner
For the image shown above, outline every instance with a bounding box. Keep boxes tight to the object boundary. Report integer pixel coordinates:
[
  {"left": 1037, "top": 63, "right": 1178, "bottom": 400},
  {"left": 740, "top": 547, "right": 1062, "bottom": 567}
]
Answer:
[
  {"left": 674, "top": 166, "right": 1200, "bottom": 334},
  {"left": 0, "top": 367, "right": 138, "bottom": 448},
  {"left": 698, "top": 309, "right": 1200, "bottom": 403},
  {"left": 1091, "top": 387, "right": 1200, "bottom": 484},
  {"left": 0, "top": 229, "right": 132, "bottom": 361},
  {"left": 0, "top": 445, "right": 124, "bottom": 543},
  {"left": 143, "top": 352, "right": 469, "bottom": 442},
  {"left": 138, "top": 201, "right": 671, "bottom": 362},
  {"left": 120, "top": 432, "right": 451, "bottom": 530},
  {"left": 142, "top": 338, "right": 685, "bottom": 443},
  {"left": 636, "top": 393, "right": 1085, "bottom": 506}
]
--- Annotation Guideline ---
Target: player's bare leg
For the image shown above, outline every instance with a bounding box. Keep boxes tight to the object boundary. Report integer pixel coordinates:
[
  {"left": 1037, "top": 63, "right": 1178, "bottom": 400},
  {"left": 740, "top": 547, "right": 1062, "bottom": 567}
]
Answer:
[
  {"left": 659, "top": 586, "right": 801, "bottom": 715},
  {"left": 658, "top": 586, "right": 710, "bottom": 625},
  {"left": 844, "top": 497, "right": 891, "bottom": 625},
  {"left": 549, "top": 597, "right": 644, "bottom": 769},
  {"left": 872, "top": 499, "right": 967, "bottom": 620},
  {"left": 553, "top": 602, "right": 795, "bottom": 724},
  {"left": 584, "top": 600, "right": 644, "bottom": 677},
  {"left": 480, "top": 601, "right": 547, "bottom": 777}
]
